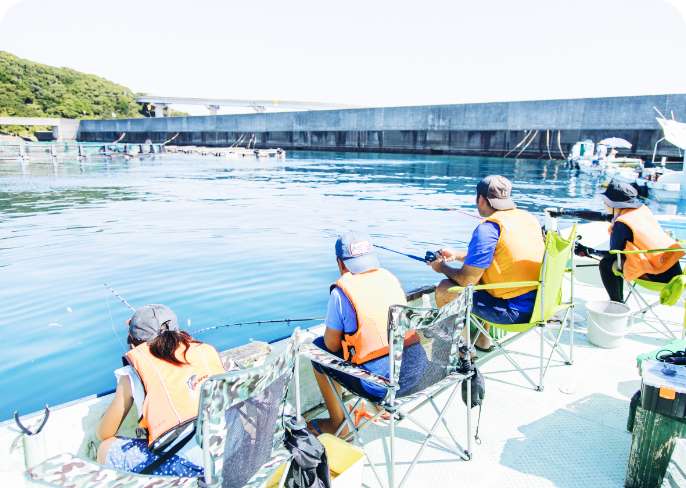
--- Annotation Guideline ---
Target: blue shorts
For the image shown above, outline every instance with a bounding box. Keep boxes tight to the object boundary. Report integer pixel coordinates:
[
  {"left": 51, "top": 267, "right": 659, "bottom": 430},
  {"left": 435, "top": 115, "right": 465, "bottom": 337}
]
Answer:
[
  {"left": 311, "top": 336, "right": 427, "bottom": 402},
  {"left": 472, "top": 290, "right": 534, "bottom": 325},
  {"left": 104, "top": 437, "right": 203, "bottom": 477}
]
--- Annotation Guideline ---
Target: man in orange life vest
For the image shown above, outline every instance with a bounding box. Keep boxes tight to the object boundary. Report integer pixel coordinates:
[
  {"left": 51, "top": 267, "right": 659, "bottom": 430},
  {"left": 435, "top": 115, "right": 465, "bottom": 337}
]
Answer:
[
  {"left": 309, "top": 232, "right": 427, "bottom": 436},
  {"left": 428, "top": 175, "right": 545, "bottom": 352},
  {"left": 591, "top": 180, "right": 682, "bottom": 302}
]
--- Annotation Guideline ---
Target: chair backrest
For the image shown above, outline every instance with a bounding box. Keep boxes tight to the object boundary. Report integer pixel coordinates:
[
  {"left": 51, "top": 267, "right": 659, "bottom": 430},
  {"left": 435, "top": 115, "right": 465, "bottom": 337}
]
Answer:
[
  {"left": 386, "top": 291, "right": 469, "bottom": 399},
  {"left": 530, "top": 225, "right": 577, "bottom": 323},
  {"left": 196, "top": 335, "right": 298, "bottom": 487}
]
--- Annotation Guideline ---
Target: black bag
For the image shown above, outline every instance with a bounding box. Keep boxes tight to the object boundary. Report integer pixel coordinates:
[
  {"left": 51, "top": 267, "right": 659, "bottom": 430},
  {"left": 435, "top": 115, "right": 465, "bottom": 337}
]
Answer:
[
  {"left": 284, "top": 418, "right": 331, "bottom": 488},
  {"left": 462, "top": 365, "right": 485, "bottom": 408}
]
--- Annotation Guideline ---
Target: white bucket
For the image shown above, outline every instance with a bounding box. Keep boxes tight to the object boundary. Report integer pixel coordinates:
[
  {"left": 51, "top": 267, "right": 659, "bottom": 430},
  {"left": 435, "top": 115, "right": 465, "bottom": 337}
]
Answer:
[{"left": 585, "top": 300, "right": 632, "bottom": 348}]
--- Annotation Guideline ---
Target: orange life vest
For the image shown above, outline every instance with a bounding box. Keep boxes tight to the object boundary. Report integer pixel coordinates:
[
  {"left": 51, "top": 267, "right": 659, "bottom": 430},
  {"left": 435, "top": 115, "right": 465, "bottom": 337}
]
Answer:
[
  {"left": 125, "top": 341, "right": 225, "bottom": 446},
  {"left": 334, "top": 268, "right": 415, "bottom": 364},
  {"left": 612, "top": 205, "right": 684, "bottom": 281},
  {"left": 482, "top": 208, "right": 545, "bottom": 299}
]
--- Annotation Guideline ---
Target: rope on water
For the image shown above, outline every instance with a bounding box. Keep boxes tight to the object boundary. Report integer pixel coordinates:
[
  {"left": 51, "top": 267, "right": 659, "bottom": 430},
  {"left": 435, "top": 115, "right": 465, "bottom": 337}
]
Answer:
[
  {"left": 516, "top": 130, "right": 538, "bottom": 158},
  {"left": 557, "top": 130, "right": 566, "bottom": 160},
  {"left": 546, "top": 129, "right": 553, "bottom": 160},
  {"left": 112, "top": 133, "right": 126, "bottom": 144},
  {"left": 503, "top": 130, "right": 531, "bottom": 158},
  {"left": 162, "top": 133, "right": 180, "bottom": 145}
]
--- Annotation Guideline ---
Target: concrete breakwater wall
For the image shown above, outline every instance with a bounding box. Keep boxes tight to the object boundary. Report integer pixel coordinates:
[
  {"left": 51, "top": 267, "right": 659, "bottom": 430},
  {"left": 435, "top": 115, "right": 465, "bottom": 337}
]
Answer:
[{"left": 78, "top": 94, "right": 686, "bottom": 159}]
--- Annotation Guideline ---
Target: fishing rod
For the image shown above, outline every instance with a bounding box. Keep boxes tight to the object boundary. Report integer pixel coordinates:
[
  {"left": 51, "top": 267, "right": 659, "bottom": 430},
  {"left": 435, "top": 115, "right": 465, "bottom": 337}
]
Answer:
[
  {"left": 193, "top": 317, "right": 324, "bottom": 335},
  {"left": 373, "top": 244, "right": 438, "bottom": 263}
]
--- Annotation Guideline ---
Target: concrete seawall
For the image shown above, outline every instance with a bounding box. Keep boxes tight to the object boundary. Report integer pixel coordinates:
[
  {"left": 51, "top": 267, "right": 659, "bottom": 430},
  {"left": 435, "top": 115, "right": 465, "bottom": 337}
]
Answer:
[{"left": 78, "top": 94, "right": 686, "bottom": 159}]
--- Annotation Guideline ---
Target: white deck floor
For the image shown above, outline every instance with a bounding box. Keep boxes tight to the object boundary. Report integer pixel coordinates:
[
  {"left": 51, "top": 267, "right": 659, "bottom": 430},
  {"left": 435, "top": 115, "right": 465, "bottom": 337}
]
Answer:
[{"left": 351, "top": 269, "right": 682, "bottom": 488}]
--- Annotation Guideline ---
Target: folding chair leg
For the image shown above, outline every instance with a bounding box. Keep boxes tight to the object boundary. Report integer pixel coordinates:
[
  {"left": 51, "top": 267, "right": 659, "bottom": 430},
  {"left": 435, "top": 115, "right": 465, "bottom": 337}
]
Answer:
[
  {"left": 539, "top": 325, "right": 544, "bottom": 392},
  {"left": 475, "top": 321, "right": 539, "bottom": 390},
  {"left": 569, "top": 306, "right": 575, "bottom": 365},
  {"left": 627, "top": 282, "right": 676, "bottom": 339},
  {"left": 397, "top": 381, "right": 462, "bottom": 488},
  {"left": 388, "top": 412, "right": 396, "bottom": 488}
]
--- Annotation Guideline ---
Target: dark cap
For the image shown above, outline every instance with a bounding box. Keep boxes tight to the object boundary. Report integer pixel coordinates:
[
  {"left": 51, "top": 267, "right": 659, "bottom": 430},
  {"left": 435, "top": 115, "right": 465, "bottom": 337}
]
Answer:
[
  {"left": 601, "top": 180, "right": 642, "bottom": 209},
  {"left": 128, "top": 304, "right": 179, "bottom": 342},
  {"left": 335, "top": 231, "right": 380, "bottom": 274},
  {"left": 476, "top": 175, "right": 516, "bottom": 210}
]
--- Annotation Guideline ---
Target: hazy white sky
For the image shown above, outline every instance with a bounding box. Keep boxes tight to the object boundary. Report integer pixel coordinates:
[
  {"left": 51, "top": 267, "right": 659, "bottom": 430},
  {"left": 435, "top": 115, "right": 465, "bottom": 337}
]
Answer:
[{"left": 1, "top": 0, "right": 685, "bottom": 109}]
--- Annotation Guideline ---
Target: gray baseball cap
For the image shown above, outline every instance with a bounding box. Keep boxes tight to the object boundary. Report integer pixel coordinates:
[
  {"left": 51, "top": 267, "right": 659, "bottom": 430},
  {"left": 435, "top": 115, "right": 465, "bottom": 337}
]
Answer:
[
  {"left": 128, "top": 304, "right": 179, "bottom": 342},
  {"left": 476, "top": 175, "right": 516, "bottom": 210},
  {"left": 335, "top": 231, "right": 380, "bottom": 274}
]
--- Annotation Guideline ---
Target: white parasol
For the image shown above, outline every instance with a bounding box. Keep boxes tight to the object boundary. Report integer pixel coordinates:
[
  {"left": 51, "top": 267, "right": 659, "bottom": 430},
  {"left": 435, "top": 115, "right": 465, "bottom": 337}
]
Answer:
[{"left": 597, "top": 137, "right": 632, "bottom": 149}]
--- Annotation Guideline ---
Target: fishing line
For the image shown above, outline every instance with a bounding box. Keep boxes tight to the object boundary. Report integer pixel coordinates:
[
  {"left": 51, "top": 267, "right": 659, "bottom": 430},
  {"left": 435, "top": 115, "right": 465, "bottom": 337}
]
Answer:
[
  {"left": 193, "top": 317, "right": 323, "bottom": 336},
  {"left": 105, "top": 289, "right": 127, "bottom": 351},
  {"left": 104, "top": 283, "right": 136, "bottom": 312}
]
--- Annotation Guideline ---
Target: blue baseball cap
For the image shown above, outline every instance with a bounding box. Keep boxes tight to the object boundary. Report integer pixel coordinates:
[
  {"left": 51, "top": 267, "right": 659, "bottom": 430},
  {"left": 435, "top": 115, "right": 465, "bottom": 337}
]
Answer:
[{"left": 335, "top": 232, "right": 380, "bottom": 274}]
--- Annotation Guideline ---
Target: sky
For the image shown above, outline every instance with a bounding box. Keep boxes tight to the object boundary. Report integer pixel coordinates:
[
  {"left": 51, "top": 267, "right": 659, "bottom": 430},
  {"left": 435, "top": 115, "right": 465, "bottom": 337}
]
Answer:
[{"left": 1, "top": 0, "right": 685, "bottom": 112}]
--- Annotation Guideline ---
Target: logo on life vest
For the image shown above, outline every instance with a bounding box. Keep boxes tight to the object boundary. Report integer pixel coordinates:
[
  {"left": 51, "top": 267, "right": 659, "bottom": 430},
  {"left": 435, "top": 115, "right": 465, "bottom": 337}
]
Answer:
[
  {"left": 349, "top": 241, "right": 372, "bottom": 257},
  {"left": 186, "top": 374, "right": 208, "bottom": 395}
]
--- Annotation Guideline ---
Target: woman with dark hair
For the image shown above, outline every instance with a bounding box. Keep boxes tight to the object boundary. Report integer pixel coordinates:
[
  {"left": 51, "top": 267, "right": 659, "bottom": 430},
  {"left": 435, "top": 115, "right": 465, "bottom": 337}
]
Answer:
[{"left": 97, "top": 304, "right": 225, "bottom": 476}]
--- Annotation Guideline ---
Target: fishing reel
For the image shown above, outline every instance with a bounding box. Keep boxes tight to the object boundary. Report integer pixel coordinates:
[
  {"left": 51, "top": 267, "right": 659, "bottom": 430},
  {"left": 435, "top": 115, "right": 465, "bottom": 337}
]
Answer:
[{"left": 424, "top": 251, "right": 438, "bottom": 263}]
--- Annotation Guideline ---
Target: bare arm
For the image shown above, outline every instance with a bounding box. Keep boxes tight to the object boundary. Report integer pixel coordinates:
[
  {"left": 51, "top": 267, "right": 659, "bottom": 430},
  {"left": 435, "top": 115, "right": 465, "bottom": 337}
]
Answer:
[
  {"left": 323, "top": 327, "right": 344, "bottom": 353},
  {"left": 97, "top": 376, "right": 134, "bottom": 441}
]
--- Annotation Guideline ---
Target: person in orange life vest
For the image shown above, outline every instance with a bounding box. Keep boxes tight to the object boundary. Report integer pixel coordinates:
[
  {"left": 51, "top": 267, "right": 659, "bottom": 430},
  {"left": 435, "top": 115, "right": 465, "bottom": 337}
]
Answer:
[
  {"left": 592, "top": 180, "right": 682, "bottom": 302},
  {"left": 309, "top": 232, "right": 428, "bottom": 436},
  {"left": 429, "top": 175, "right": 545, "bottom": 352},
  {"left": 97, "top": 304, "right": 224, "bottom": 477}
]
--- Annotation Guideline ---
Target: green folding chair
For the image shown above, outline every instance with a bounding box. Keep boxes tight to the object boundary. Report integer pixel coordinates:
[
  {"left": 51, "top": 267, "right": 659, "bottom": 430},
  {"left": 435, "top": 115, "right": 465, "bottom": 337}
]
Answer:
[
  {"left": 610, "top": 246, "right": 686, "bottom": 339},
  {"left": 450, "top": 225, "right": 577, "bottom": 391}
]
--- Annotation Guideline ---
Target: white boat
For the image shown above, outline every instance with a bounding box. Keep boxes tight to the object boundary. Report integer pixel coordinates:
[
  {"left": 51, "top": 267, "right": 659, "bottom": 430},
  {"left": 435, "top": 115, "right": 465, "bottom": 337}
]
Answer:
[{"left": 639, "top": 116, "right": 686, "bottom": 203}]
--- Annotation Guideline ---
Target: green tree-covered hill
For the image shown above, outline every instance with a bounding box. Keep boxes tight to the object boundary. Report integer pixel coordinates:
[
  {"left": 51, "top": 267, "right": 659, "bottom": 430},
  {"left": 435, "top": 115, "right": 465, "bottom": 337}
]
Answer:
[{"left": 0, "top": 51, "right": 142, "bottom": 120}]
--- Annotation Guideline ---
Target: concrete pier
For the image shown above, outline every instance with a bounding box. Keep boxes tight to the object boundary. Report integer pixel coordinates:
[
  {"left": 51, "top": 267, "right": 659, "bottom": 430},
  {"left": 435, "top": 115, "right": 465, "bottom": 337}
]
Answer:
[{"left": 77, "top": 94, "right": 686, "bottom": 159}]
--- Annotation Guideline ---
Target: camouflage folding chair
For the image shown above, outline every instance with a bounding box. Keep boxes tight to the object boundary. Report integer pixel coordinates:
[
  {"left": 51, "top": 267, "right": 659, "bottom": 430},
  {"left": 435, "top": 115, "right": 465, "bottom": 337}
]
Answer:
[
  {"left": 301, "top": 293, "right": 473, "bottom": 488},
  {"left": 27, "top": 331, "right": 302, "bottom": 488}
]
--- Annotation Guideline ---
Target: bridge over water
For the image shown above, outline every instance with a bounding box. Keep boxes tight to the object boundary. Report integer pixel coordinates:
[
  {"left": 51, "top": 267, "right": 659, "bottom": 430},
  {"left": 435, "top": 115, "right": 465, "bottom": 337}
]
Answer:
[{"left": 135, "top": 96, "right": 357, "bottom": 117}]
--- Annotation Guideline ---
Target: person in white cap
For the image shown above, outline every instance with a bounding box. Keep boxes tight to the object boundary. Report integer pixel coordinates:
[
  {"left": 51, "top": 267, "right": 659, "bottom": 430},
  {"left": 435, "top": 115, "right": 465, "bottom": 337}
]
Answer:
[{"left": 308, "top": 232, "right": 427, "bottom": 436}]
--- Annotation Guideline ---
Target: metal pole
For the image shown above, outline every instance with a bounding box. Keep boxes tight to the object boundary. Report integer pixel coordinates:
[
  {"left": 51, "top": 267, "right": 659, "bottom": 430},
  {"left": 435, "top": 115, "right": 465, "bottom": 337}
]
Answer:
[
  {"left": 465, "top": 287, "right": 473, "bottom": 457},
  {"left": 293, "top": 329, "right": 302, "bottom": 422}
]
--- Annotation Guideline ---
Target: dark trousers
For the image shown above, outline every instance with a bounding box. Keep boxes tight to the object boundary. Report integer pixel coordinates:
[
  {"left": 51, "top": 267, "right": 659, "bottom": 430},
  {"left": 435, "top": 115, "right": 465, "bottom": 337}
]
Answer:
[{"left": 599, "top": 255, "right": 682, "bottom": 302}]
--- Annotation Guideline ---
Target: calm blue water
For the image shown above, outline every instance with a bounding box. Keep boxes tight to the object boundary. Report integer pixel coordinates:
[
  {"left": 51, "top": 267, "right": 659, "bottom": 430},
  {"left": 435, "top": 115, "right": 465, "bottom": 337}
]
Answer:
[{"left": 1, "top": 151, "right": 683, "bottom": 420}]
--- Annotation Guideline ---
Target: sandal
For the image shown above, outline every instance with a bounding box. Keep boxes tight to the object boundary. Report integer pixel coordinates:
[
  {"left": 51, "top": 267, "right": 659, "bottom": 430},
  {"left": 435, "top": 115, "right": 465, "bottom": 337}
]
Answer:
[{"left": 474, "top": 344, "right": 496, "bottom": 353}]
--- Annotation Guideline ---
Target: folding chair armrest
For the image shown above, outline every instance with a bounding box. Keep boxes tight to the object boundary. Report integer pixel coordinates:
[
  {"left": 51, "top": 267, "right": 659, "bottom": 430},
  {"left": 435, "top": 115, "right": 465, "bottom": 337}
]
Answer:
[
  {"left": 300, "top": 342, "right": 392, "bottom": 388},
  {"left": 609, "top": 247, "right": 686, "bottom": 255},
  {"left": 27, "top": 453, "right": 198, "bottom": 487},
  {"left": 447, "top": 280, "right": 540, "bottom": 293}
]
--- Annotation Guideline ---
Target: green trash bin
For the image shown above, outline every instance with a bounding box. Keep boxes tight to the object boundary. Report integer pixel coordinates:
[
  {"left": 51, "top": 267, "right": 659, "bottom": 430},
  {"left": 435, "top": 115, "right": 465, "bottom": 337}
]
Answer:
[{"left": 626, "top": 360, "right": 686, "bottom": 488}]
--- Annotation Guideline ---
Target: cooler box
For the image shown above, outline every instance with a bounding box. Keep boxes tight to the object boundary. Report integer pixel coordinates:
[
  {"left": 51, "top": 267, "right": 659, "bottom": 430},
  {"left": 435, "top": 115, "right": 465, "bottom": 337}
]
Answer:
[
  {"left": 640, "top": 360, "right": 686, "bottom": 419},
  {"left": 626, "top": 360, "right": 686, "bottom": 487}
]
